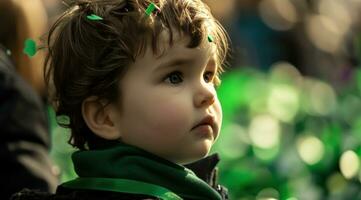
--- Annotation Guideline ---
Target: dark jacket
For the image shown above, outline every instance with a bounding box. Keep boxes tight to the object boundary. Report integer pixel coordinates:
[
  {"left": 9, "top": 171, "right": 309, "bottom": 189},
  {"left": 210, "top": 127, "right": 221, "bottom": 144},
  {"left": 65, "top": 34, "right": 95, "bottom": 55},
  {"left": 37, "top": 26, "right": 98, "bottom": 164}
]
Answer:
[
  {"left": 11, "top": 154, "right": 229, "bottom": 200},
  {"left": 0, "top": 45, "right": 58, "bottom": 199}
]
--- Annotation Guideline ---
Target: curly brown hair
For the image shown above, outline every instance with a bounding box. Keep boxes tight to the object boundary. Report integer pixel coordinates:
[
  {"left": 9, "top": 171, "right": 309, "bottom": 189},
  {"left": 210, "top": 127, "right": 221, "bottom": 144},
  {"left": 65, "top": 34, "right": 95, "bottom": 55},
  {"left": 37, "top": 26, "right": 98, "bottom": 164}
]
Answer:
[{"left": 45, "top": 0, "right": 229, "bottom": 150}]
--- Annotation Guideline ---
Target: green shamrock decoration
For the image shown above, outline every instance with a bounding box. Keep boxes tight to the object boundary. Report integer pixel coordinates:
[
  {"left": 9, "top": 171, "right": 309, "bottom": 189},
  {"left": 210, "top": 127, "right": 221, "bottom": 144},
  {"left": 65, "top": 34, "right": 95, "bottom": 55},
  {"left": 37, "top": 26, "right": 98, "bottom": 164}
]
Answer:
[
  {"left": 207, "top": 35, "right": 214, "bottom": 43},
  {"left": 145, "top": 3, "right": 160, "bottom": 16},
  {"left": 87, "top": 14, "right": 103, "bottom": 21},
  {"left": 23, "top": 38, "right": 37, "bottom": 57}
]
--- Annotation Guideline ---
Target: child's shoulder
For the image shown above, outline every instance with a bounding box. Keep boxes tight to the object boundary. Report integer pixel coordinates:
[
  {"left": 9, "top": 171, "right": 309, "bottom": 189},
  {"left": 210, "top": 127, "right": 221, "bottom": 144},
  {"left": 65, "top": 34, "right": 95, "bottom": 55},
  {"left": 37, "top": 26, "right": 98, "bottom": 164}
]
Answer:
[{"left": 10, "top": 188, "right": 159, "bottom": 200}]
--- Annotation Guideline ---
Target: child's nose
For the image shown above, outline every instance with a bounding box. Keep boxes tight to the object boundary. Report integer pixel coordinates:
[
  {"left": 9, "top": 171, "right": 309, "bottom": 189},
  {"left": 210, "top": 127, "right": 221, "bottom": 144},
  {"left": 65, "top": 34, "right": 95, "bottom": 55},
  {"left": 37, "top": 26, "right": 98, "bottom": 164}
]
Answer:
[{"left": 193, "top": 83, "right": 216, "bottom": 108}]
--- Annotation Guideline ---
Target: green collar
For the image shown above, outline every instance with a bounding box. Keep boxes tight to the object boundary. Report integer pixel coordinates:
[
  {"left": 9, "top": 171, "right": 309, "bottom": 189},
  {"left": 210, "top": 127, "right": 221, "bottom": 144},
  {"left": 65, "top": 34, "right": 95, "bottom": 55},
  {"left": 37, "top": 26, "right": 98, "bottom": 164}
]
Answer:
[{"left": 61, "top": 143, "right": 222, "bottom": 200}]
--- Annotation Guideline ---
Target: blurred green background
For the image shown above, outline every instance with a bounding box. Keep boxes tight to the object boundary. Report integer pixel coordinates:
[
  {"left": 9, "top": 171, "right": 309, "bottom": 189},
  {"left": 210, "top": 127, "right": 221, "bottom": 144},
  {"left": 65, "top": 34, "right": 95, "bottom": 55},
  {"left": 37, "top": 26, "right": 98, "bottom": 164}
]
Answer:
[{"left": 212, "top": 65, "right": 361, "bottom": 200}]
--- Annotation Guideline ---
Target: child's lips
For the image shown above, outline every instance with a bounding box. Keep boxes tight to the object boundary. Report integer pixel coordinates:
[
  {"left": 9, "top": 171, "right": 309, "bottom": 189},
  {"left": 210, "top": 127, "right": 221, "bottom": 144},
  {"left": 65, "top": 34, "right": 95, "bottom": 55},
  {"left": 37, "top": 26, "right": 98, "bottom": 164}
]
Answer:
[
  {"left": 191, "top": 115, "right": 217, "bottom": 138},
  {"left": 192, "top": 124, "right": 214, "bottom": 138}
]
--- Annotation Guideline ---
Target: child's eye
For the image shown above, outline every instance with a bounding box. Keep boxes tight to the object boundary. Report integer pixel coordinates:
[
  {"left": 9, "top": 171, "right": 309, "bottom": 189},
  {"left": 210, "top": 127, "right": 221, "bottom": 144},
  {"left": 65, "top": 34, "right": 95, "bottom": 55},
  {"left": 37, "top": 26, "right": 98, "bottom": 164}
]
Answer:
[
  {"left": 164, "top": 71, "right": 183, "bottom": 84},
  {"left": 203, "top": 71, "right": 215, "bottom": 83}
]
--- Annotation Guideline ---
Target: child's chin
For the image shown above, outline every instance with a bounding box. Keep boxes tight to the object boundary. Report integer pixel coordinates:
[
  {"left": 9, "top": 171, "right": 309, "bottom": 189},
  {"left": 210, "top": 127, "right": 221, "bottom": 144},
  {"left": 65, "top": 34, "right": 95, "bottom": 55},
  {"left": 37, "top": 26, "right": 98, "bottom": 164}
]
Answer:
[
  {"left": 197, "top": 139, "right": 213, "bottom": 155},
  {"left": 180, "top": 146, "right": 212, "bottom": 165}
]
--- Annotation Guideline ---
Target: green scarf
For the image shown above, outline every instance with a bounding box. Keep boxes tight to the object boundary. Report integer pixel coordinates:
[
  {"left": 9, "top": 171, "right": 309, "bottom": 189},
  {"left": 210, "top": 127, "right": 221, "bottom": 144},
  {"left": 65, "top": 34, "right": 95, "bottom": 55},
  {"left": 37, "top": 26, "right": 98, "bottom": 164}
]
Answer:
[{"left": 61, "top": 143, "right": 222, "bottom": 200}]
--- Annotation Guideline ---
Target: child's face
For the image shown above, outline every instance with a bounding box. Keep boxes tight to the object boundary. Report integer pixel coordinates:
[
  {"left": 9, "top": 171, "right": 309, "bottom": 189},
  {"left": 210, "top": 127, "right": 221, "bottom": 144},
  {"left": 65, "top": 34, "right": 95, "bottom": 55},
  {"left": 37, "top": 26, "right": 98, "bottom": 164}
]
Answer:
[{"left": 113, "top": 32, "right": 222, "bottom": 164}]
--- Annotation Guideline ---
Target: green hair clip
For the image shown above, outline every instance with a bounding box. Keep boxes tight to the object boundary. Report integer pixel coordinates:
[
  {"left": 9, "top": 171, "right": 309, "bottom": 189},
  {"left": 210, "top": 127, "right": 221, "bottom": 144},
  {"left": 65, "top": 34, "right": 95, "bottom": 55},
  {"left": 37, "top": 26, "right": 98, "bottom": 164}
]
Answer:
[
  {"left": 207, "top": 35, "right": 214, "bottom": 43},
  {"left": 87, "top": 14, "right": 103, "bottom": 21},
  {"left": 145, "top": 2, "right": 160, "bottom": 16}
]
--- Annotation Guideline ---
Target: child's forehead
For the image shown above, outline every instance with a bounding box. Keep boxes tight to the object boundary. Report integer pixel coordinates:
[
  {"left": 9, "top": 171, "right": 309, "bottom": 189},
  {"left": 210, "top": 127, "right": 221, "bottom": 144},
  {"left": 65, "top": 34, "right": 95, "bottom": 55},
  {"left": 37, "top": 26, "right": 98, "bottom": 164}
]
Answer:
[
  {"left": 131, "top": 30, "right": 217, "bottom": 73},
  {"left": 156, "top": 29, "right": 217, "bottom": 60}
]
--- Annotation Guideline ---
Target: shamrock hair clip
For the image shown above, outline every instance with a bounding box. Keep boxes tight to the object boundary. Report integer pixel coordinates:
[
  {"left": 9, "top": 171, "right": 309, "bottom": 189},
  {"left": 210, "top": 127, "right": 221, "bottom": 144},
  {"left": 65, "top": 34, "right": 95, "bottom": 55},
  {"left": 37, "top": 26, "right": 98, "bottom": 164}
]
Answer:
[
  {"left": 208, "top": 35, "right": 214, "bottom": 43},
  {"left": 87, "top": 14, "right": 103, "bottom": 21},
  {"left": 145, "top": 2, "right": 161, "bottom": 16}
]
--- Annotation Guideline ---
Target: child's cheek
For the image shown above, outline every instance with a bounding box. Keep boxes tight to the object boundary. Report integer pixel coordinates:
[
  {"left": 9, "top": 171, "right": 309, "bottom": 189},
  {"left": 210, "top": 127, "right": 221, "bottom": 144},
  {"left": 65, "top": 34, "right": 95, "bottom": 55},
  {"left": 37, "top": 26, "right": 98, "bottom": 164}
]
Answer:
[
  {"left": 215, "top": 99, "right": 223, "bottom": 123},
  {"left": 150, "top": 100, "right": 190, "bottom": 133},
  {"left": 213, "top": 99, "right": 223, "bottom": 139}
]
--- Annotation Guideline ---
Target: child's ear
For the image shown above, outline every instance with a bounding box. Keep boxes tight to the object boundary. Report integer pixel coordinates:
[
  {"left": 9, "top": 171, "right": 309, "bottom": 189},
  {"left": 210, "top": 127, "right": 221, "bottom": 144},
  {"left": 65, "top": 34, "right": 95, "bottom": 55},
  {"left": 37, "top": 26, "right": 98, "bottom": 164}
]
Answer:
[{"left": 82, "top": 96, "right": 121, "bottom": 140}]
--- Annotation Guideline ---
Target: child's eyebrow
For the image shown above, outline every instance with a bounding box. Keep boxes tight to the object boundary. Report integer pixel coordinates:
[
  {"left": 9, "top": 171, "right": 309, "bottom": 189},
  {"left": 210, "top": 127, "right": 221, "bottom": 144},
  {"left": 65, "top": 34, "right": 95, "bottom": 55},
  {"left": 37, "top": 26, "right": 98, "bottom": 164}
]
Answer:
[{"left": 155, "top": 58, "right": 194, "bottom": 72}]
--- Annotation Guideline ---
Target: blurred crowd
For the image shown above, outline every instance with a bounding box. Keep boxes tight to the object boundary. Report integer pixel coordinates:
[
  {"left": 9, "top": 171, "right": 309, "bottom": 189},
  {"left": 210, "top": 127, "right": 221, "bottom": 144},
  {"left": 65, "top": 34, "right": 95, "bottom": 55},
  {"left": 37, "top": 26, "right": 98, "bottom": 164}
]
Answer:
[
  {"left": 206, "top": 0, "right": 361, "bottom": 88},
  {"left": 1, "top": 0, "right": 361, "bottom": 199},
  {"left": 0, "top": 0, "right": 59, "bottom": 199}
]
